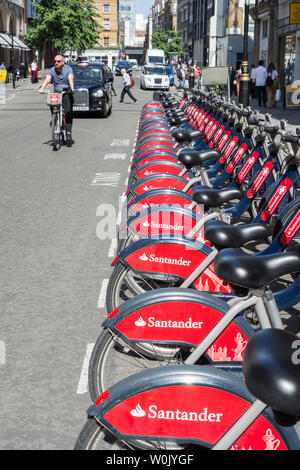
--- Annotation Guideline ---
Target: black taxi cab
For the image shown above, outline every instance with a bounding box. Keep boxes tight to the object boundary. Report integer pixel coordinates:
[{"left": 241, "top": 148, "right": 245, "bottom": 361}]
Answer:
[{"left": 70, "top": 60, "right": 113, "bottom": 117}]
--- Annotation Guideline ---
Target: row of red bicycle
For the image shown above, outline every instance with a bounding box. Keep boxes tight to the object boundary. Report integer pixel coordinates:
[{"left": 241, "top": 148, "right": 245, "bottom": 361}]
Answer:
[{"left": 74, "top": 91, "right": 300, "bottom": 450}]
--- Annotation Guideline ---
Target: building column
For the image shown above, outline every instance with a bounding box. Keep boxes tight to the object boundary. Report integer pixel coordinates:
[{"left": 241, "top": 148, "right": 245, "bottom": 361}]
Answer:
[{"left": 295, "top": 31, "right": 300, "bottom": 80}]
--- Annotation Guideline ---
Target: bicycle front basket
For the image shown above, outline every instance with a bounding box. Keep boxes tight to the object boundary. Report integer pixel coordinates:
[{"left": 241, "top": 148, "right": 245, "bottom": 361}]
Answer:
[{"left": 47, "top": 93, "right": 62, "bottom": 106}]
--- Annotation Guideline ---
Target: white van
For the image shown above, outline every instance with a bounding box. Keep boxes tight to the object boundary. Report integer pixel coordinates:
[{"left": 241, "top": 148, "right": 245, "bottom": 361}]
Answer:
[{"left": 145, "top": 49, "right": 165, "bottom": 65}]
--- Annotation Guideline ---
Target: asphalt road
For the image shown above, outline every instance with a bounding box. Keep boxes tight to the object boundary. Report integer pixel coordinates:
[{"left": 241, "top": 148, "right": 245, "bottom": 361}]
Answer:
[{"left": 0, "top": 73, "right": 156, "bottom": 450}]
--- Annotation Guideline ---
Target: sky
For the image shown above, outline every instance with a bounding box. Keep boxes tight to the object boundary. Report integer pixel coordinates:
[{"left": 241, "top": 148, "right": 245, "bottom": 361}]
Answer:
[{"left": 135, "top": 0, "right": 153, "bottom": 17}]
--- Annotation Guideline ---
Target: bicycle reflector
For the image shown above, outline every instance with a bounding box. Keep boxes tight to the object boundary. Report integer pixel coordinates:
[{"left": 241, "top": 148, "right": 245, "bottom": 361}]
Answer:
[{"left": 95, "top": 390, "right": 110, "bottom": 407}]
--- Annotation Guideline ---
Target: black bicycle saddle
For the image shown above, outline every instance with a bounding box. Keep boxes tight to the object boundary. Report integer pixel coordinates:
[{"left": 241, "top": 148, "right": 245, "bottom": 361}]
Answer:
[
  {"left": 178, "top": 150, "right": 220, "bottom": 169},
  {"left": 214, "top": 249, "right": 300, "bottom": 290},
  {"left": 205, "top": 220, "right": 270, "bottom": 249},
  {"left": 244, "top": 329, "right": 300, "bottom": 425},
  {"left": 193, "top": 187, "right": 243, "bottom": 207}
]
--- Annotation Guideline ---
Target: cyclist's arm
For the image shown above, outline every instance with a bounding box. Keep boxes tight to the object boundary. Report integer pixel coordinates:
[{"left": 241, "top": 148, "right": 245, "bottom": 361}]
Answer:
[
  {"left": 68, "top": 73, "right": 75, "bottom": 93},
  {"left": 39, "top": 74, "right": 51, "bottom": 93}
]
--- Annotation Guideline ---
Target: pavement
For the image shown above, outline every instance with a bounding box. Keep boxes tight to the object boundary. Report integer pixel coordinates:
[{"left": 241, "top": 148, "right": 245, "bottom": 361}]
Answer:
[
  {"left": 0, "top": 73, "right": 299, "bottom": 450},
  {"left": 171, "top": 87, "right": 299, "bottom": 133},
  {"left": 5, "top": 77, "right": 41, "bottom": 92}
]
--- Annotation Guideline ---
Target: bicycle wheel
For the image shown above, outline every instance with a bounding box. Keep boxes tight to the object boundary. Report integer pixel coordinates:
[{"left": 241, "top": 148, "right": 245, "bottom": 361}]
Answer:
[
  {"left": 74, "top": 417, "right": 206, "bottom": 450},
  {"left": 88, "top": 329, "right": 185, "bottom": 400},
  {"left": 81, "top": 364, "right": 300, "bottom": 451},
  {"left": 74, "top": 418, "right": 127, "bottom": 450},
  {"left": 88, "top": 312, "right": 254, "bottom": 399},
  {"left": 51, "top": 113, "right": 60, "bottom": 151},
  {"left": 106, "top": 263, "right": 182, "bottom": 313}
]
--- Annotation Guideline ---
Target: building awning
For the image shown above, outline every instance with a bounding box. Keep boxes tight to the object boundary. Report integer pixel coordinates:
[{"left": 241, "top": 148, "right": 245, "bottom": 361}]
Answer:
[
  {"left": 0, "top": 33, "right": 11, "bottom": 48},
  {"left": 0, "top": 33, "right": 31, "bottom": 51},
  {"left": 13, "top": 36, "right": 31, "bottom": 51}
]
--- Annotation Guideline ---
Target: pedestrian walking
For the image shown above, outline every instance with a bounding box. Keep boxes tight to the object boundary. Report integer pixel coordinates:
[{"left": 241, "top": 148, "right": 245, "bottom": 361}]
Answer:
[
  {"left": 266, "top": 63, "right": 279, "bottom": 108},
  {"left": 120, "top": 68, "right": 137, "bottom": 104},
  {"left": 250, "top": 64, "right": 256, "bottom": 99},
  {"left": 30, "top": 59, "right": 38, "bottom": 84},
  {"left": 19, "top": 62, "right": 26, "bottom": 80},
  {"left": 196, "top": 65, "right": 202, "bottom": 88},
  {"left": 176, "top": 67, "right": 183, "bottom": 89},
  {"left": 187, "top": 62, "right": 196, "bottom": 89},
  {"left": 254, "top": 59, "right": 267, "bottom": 108},
  {"left": 229, "top": 66, "right": 236, "bottom": 97},
  {"left": 106, "top": 66, "right": 117, "bottom": 96},
  {"left": 182, "top": 62, "right": 188, "bottom": 88},
  {"left": 235, "top": 66, "right": 242, "bottom": 98}
]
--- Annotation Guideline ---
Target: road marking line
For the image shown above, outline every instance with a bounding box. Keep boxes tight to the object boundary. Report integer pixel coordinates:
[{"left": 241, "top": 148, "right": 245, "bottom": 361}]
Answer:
[
  {"left": 97, "top": 279, "right": 109, "bottom": 309},
  {"left": 91, "top": 173, "right": 121, "bottom": 186},
  {"left": 117, "top": 209, "right": 122, "bottom": 225},
  {"left": 111, "top": 139, "right": 130, "bottom": 147},
  {"left": 108, "top": 239, "right": 118, "bottom": 258},
  {"left": 104, "top": 153, "right": 127, "bottom": 160},
  {"left": 76, "top": 343, "right": 95, "bottom": 395}
]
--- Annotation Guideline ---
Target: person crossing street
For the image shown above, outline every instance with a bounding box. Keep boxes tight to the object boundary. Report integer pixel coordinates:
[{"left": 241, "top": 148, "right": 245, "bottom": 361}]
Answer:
[{"left": 120, "top": 68, "right": 137, "bottom": 104}]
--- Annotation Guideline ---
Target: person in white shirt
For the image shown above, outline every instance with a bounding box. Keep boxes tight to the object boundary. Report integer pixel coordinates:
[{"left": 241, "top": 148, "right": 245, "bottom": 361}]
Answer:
[
  {"left": 30, "top": 59, "right": 38, "bottom": 84},
  {"left": 254, "top": 60, "right": 267, "bottom": 107},
  {"left": 266, "top": 63, "right": 280, "bottom": 108},
  {"left": 250, "top": 64, "right": 256, "bottom": 99},
  {"left": 120, "top": 69, "right": 137, "bottom": 104}
]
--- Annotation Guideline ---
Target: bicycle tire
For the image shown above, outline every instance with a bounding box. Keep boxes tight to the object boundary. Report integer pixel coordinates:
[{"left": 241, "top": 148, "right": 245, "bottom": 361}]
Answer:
[
  {"left": 88, "top": 311, "right": 254, "bottom": 398},
  {"left": 74, "top": 418, "right": 126, "bottom": 450},
  {"left": 106, "top": 263, "right": 182, "bottom": 313},
  {"left": 51, "top": 113, "right": 60, "bottom": 151},
  {"left": 80, "top": 365, "right": 300, "bottom": 450}
]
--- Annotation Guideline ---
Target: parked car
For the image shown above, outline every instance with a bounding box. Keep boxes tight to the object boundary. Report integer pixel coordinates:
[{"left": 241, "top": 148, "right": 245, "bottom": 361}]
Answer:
[
  {"left": 115, "top": 60, "right": 132, "bottom": 76},
  {"left": 70, "top": 61, "right": 113, "bottom": 118},
  {"left": 140, "top": 65, "right": 170, "bottom": 91},
  {"left": 128, "top": 59, "right": 138, "bottom": 71}
]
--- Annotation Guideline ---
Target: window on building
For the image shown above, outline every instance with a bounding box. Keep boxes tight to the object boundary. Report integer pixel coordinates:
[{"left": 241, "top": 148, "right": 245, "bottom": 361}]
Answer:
[
  {"left": 103, "top": 4, "right": 110, "bottom": 13},
  {"left": 103, "top": 37, "right": 110, "bottom": 47},
  {"left": 262, "top": 19, "right": 268, "bottom": 38},
  {"left": 103, "top": 18, "right": 110, "bottom": 30}
]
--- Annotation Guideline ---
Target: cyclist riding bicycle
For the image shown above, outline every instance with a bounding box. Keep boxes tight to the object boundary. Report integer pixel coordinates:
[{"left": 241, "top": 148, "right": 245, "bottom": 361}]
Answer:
[{"left": 39, "top": 54, "right": 75, "bottom": 145}]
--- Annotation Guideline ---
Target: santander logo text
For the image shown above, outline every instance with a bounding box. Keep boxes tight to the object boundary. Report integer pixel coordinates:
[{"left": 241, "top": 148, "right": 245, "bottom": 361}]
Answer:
[
  {"left": 139, "top": 253, "right": 192, "bottom": 267},
  {"left": 134, "top": 316, "right": 204, "bottom": 329},
  {"left": 130, "top": 404, "right": 224, "bottom": 423},
  {"left": 142, "top": 221, "right": 184, "bottom": 231}
]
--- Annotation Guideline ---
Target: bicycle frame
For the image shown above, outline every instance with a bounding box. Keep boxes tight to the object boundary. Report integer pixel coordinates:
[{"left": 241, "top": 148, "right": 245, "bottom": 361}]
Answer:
[
  {"left": 47, "top": 91, "right": 66, "bottom": 150},
  {"left": 184, "top": 290, "right": 283, "bottom": 366}
]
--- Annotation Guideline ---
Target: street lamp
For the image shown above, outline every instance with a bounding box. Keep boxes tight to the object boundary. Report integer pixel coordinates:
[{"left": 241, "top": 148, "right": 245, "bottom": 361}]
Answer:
[
  {"left": 9, "top": 0, "right": 15, "bottom": 89},
  {"left": 239, "top": 0, "right": 250, "bottom": 106}
]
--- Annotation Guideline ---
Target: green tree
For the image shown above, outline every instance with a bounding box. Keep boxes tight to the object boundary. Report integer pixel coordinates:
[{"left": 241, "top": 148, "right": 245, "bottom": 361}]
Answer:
[
  {"left": 152, "top": 29, "right": 183, "bottom": 61},
  {"left": 26, "top": 0, "right": 101, "bottom": 76}
]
